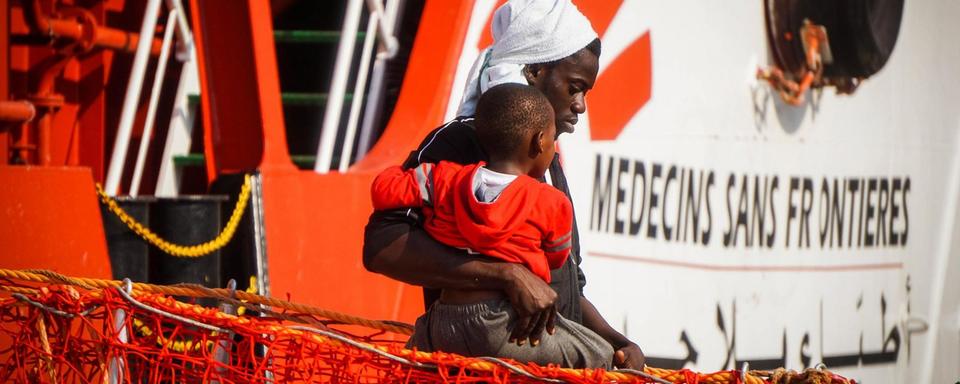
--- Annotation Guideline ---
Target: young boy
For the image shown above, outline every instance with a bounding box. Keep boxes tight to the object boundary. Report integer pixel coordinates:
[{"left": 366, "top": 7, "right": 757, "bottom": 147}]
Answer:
[{"left": 370, "top": 83, "right": 613, "bottom": 369}]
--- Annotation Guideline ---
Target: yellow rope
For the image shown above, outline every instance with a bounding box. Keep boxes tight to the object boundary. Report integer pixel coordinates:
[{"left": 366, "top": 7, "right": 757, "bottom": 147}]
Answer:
[
  {"left": 36, "top": 313, "right": 58, "bottom": 384},
  {"left": 132, "top": 318, "right": 214, "bottom": 353},
  {"left": 94, "top": 174, "right": 252, "bottom": 258},
  {"left": 236, "top": 275, "right": 257, "bottom": 317}
]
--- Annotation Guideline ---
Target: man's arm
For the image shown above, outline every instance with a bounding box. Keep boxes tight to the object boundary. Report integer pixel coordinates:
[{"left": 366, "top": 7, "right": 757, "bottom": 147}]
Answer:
[
  {"left": 579, "top": 296, "right": 646, "bottom": 369},
  {"left": 362, "top": 211, "right": 559, "bottom": 344}
]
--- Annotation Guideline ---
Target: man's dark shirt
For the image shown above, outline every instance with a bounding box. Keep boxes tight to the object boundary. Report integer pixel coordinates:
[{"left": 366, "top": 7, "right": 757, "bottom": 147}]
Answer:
[{"left": 364, "top": 117, "right": 587, "bottom": 323}]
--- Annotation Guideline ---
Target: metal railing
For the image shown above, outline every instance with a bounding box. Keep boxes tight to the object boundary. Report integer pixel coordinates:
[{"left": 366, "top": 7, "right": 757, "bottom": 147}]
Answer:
[
  {"left": 314, "top": 0, "right": 400, "bottom": 173},
  {"left": 106, "top": 0, "right": 401, "bottom": 190},
  {"left": 103, "top": 0, "right": 195, "bottom": 196}
]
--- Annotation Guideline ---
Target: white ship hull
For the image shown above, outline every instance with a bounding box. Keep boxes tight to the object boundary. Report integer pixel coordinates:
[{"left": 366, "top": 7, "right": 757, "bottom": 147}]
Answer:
[{"left": 444, "top": 1, "right": 959, "bottom": 382}]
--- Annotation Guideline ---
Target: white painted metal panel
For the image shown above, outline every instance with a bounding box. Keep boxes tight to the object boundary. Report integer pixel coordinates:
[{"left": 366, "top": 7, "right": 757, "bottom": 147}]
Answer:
[{"left": 444, "top": 1, "right": 960, "bottom": 382}]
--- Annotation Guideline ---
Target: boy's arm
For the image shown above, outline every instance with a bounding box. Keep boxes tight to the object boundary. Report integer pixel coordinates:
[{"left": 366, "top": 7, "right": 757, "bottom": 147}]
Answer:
[
  {"left": 542, "top": 191, "right": 574, "bottom": 269},
  {"left": 370, "top": 164, "right": 432, "bottom": 210}
]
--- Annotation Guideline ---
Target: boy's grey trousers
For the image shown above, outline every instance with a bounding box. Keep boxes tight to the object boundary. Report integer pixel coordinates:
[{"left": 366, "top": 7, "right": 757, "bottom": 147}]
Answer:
[{"left": 406, "top": 298, "right": 614, "bottom": 369}]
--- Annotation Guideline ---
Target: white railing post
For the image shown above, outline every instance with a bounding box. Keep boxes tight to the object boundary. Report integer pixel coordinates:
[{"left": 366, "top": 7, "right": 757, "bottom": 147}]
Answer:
[
  {"left": 154, "top": 57, "right": 198, "bottom": 197},
  {"left": 155, "top": 0, "right": 197, "bottom": 197},
  {"left": 365, "top": 0, "right": 399, "bottom": 58},
  {"left": 108, "top": 281, "right": 133, "bottom": 384},
  {"left": 108, "top": 306, "right": 128, "bottom": 383},
  {"left": 314, "top": 0, "right": 364, "bottom": 173},
  {"left": 337, "top": 12, "right": 379, "bottom": 172},
  {"left": 130, "top": 10, "right": 179, "bottom": 197},
  {"left": 104, "top": 0, "right": 163, "bottom": 195},
  {"left": 356, "top": 0, "right": 401, "bottom": 159},
  {"left": 163, "top": 0, "right": 193, "bottom": 54}
]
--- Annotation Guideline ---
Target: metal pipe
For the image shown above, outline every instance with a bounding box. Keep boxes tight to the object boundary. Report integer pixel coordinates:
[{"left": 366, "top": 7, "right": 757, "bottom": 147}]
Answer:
[
  {"left": 130, "top": 11, "right": 178, "bottom": 197},
  {"left": 210, "top": 279, "right": 237, "bottom": 384},
  {"left": 338, "top": 12, "right": 379, "bottom": 172},
  {"left": 30, "top": 55, "right": 71, "bottom": 166},
  {"left": 104, "top": 0, "right": 164, "bottom": 195},
  {"left": 154, "top": 0, "right": 197, "bottom": 196},
  {"left": 24, "top": 0, "right": 75, "bottom": 38},
  {"left": 108, "top": 305, "right": 127, "bottom": 384},
  {"left": 0, "top": 101, "right": 36, "bottom": 123},
  {"left": 314, "top": 0, "right": 364, "bottom": 173},
  {"left": 108, "top": 280, "right": 133, "bottom": 384},
  {"left": 91, "top": 24, "right": 163, "bottom": 54},
  {"left": 153, "top": 56, "right": 199, "bottom": 197},
  {"left": 163, "top": 0, "right": 193, "bottom": 56},
  {"left": 248, "top": 173, "right": 272, "bottom": 379},
  {"left": 24, "top": 0, "right": 162, "bottom": 54},
  {"left": 36, "top": 110, "right": 52, "bottom": 165},
  {"left": 364, "top": 0, "right": 398, "bottom": 58},
  {"left": 356, "top": 0, "right": 401, "bottom": 159},
  {"left": 12, "top": 119, "right": 34, "bottom": 164},
  {"left": 12, "top": 1, "right": 164, "bottom": 167},
  {"left": 356, "top": 58, "right": 387, "bottom": 159}
]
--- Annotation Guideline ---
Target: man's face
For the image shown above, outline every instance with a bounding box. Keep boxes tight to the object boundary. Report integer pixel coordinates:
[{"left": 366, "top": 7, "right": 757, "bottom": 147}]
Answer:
[{"left": 527, "top": 49, "right": 600, "bottom": 136}]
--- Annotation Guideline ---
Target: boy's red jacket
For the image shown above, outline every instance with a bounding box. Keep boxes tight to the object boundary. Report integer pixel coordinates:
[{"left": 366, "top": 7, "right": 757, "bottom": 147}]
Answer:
[{"left": 371, "top": 161, "right": 573, "bottom": 282}]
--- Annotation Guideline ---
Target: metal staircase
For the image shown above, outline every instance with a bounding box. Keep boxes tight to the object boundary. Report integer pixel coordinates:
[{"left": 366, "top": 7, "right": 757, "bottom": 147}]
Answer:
[
  {"left": 168, "top": 0, "right": 406, "bottom": 178},
  {"left": 99, "top": 0, "right": 418, "bottom": 297}
]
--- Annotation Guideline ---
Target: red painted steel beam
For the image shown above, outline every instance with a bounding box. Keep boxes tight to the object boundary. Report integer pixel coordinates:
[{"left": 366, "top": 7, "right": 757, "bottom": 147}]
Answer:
[
  {"left": 1, "top": 1, "right": 9, "bottom": 163},
  {"left": 190, "top": 0, "right": 295, "bottom": 181}
]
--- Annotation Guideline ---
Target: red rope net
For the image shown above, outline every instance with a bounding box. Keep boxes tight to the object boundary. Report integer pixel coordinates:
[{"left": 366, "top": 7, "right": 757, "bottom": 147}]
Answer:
[{"left": 0, "top": 281, "right": 854, "bottom": 384}]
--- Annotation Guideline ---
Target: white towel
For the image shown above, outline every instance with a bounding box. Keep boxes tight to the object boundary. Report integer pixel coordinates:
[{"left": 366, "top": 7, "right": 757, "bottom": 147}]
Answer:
[{"left": 456, "top": 0, "right": 598, "bottom": 117}]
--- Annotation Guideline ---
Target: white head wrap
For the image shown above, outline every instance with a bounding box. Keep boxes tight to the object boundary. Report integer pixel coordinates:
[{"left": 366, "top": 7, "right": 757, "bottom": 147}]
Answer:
[{"left": 456, "top": 0, "right": 598, "bottom": 117}]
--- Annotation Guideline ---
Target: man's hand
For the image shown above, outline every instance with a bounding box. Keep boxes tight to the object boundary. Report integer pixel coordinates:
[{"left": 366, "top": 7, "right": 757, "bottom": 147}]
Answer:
[
  {"left": 614, "top": 342, "right": 646, "bottom": 369},
  {"left": 578, "top": 297, "right": 646, "bottom": 369},
  {"left": 503, "top": 264, "right": 558, "bottom": 346}
]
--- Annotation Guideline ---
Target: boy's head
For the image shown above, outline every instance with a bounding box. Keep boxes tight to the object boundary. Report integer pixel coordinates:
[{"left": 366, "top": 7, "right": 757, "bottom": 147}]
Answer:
[{"left": 475, "top": 83, "right": 557, "bottom": 178}]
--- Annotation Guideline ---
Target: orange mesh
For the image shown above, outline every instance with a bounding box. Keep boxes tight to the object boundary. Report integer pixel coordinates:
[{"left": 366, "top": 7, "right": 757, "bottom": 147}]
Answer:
[{"left": 0, "top": 269, "right": 855, "bottom": 384}]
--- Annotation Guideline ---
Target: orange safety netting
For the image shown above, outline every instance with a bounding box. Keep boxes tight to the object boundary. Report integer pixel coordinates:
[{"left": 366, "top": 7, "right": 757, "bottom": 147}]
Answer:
[{"left": 0, "top": 269, "right": 854, "bottom": 384}]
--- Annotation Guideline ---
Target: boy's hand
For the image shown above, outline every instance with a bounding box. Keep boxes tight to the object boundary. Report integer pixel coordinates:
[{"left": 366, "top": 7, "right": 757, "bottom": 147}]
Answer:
[{"left": 503, "top": 264, "right": 557, "bottom": 346}]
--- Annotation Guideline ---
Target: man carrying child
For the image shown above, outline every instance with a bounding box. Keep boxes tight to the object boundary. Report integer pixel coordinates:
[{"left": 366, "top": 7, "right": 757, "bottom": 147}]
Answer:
[
  {"left": 371, "top": 84, "right": 612, "bottom": 368},
  {"left": 363, "top": 0, "right": 645, "bottom": 369}
]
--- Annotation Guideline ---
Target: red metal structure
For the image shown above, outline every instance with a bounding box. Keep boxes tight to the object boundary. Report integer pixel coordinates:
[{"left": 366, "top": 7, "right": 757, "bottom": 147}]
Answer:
[
  {"left": 188, "top": 0, "right": 476, "bottom": 320},
  {"left": 190, "top": 0, "right": 296, "bottom": 179},
  {"left": 0, "top": 0, "right": 480, "bottom": 323},
  {"left": 0, "top": 0, "right": 165, "bottom": 279}
]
